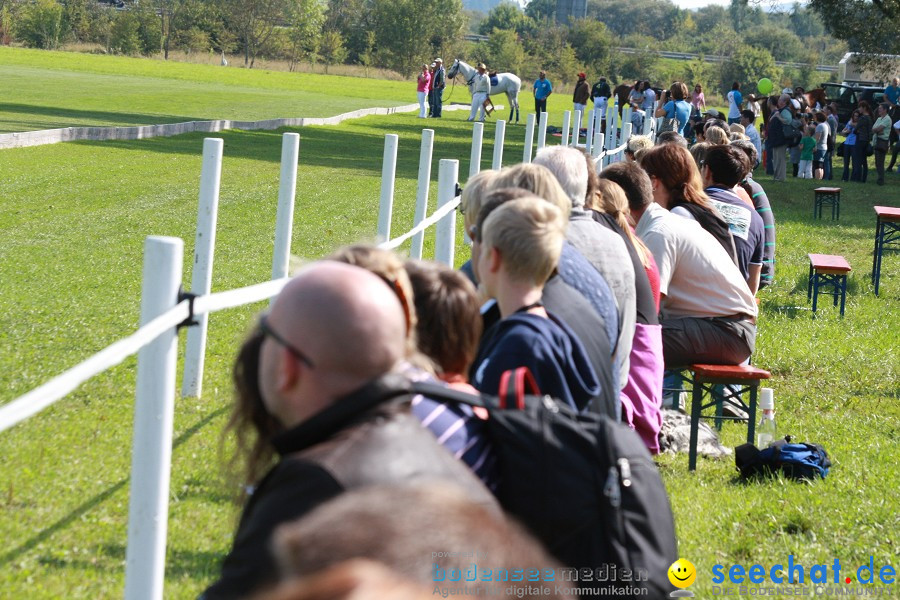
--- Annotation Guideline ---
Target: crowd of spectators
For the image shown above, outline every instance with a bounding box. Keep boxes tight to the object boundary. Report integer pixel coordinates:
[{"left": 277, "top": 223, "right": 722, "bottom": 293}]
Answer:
[{"left": 197, "top": 82, "right": 786, "bottom": 600}]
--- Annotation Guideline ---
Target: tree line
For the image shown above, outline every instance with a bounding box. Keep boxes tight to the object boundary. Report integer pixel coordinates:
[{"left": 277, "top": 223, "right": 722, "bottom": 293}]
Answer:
[{"left": 0, "top": 0, "right": 850, "bottom": 94}]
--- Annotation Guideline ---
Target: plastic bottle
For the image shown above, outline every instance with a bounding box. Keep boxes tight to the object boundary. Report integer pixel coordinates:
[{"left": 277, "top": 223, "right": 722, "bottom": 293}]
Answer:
[{"left": 756, "top": 388, "right": 776, "bottom": 448}]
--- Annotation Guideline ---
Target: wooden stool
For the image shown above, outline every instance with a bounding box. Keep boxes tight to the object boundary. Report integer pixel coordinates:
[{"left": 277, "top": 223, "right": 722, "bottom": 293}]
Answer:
[
  {"left": 678, "top": 364, "right": 772, "bottom": 471},
  {"left": 813, "top": 187, "right": 841, "bottom": 220},
  {"left": 807, "top": 253, "right": 851, "bottom": 316},
  {"left": 872, "top": 205, "right": 900, "bottom": 295}
]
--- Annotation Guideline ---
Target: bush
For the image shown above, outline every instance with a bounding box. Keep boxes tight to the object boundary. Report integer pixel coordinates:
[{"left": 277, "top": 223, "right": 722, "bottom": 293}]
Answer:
[{"left": 15, "top": 0, "right": 65, "bottom": 49}]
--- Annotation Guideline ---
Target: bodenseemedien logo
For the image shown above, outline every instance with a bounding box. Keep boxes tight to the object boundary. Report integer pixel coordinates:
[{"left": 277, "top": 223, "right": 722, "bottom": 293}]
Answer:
[{"left": 668, "top": 558, "right": 697, "bottom": 598}]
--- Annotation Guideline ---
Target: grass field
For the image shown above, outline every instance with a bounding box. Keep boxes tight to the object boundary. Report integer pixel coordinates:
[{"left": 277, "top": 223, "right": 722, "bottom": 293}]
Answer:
[
  {"left": 0, "top": 47, "right": 416, "bottom": 133},
  {"left": 1, "top": 47, "right": 899, "bottom": 598}
]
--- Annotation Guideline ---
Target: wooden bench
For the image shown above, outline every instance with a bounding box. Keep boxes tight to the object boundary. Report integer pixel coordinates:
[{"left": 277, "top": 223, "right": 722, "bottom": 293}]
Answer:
[
  {"left": 813, "top": 187, "right": 841, "bottom": 220},
  {"left": 872, "top": 205, "right": 900, "bottom": 295},
  {"left": 675, "top": 364, "right": 772, "bottom": 471},
  {"left": 808, "top": 253, "right": 851, "bottom": 316}
]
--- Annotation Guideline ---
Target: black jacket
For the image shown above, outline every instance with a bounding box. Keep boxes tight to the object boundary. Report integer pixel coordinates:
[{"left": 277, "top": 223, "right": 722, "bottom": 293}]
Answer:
[{"left": 202, "top": 374, "right": 496, "bottom": 599}]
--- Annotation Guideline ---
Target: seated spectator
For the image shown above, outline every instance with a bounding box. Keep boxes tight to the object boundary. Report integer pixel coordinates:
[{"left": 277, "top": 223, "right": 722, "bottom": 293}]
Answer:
[
  {"left": 470, "top": 195, "right": 600, "bottom": 410},
  {"left": 626, "top": 134, "right": 654, "bottom": 161},
  {"left": 705, "top": 125, "right": 730, "bottom": 146},
  {"left": 205, "top": 262, "right": 496, "bottom": 599},
  {"left": 640, "top": 144, "right": 738, "bottom": 265},
  {"left": 591, "top": 175, "right": 664, "bottom": 453},
  {"left": 329, "top": 246, "right": 496, "bottom": 487},
  {"left": 693, "top": 122, "right": 706, "bottom": 143},
  {"left": 533, "top": 146, "right": 636, "bottom": 398},
  {"left": 740, "top": 109, "right": 762, "bottom": 168},
  {"left": 269, "top": 483, "right": 566, "bottom": 598},
  {"left": 458, "top": 170, "right": 501, "bottom": 286},
  {"left": 655, "top": 131, "right": 688, "bottom": 147},
  {"left": 603, "top": 162, "right": 758, "bottom": 370},
  {"left": 732, "top": 139, "right": 776, "bottom": 289},
  {"left": 493, "top": 163, "right": 620, "bottom": 355},
  {"left": 689, "top": 141, "right": 711, "bottom": 169},
  {"left": 701, "top": 145, "right": 765, "bottom": 295},
  {"left": 404, "top": 260, "right": 482, "bottom": 395},
  {"left": 479, "top": 187, "right": 618, "bottom": 417},
  {"left": 729, "top": 123, "right": 746, "bottom": 137}
]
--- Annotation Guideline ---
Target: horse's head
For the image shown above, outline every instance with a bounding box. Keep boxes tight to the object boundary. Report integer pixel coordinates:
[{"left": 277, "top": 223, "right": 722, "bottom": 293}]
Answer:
[{"left": 447, "top": 59, "right": 460, "bottom": 79}]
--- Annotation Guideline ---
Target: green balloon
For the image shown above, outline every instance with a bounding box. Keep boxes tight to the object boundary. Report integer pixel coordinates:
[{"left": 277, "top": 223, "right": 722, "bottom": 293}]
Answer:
[{"left": 758, "top": 78, "right": 773, "bottom": 95}]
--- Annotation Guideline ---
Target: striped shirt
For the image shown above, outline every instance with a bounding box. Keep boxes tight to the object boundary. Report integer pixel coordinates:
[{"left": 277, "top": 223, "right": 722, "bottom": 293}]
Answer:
[
  {"left": 401, "top": 363, "right": 498, "bottom": 489},
  {"left": 747, "top": 177, "right": 776, "bottom": 288}
]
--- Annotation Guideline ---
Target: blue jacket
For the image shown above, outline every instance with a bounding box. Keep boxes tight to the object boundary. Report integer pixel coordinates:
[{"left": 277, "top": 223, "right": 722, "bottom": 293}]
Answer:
[{"left": 471, "top": 312, "right": 600, "bottom": 411}]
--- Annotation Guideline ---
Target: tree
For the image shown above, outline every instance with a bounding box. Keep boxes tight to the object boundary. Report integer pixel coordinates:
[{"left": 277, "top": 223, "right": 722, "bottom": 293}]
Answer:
[
  {"left": 807, "top": 0, "right": 900, "bottom": 62},
  {"left": 524, "top": 0, "right": 555, "bottom": 22},
  {"left": 222, "top": 0, "right": 285, "bottom": 67},
  {"left": 483, "top": 27, "right": 527, "bottom": 74},
  {"left": 372, "top": 0, "right": 465, "bottom": 75},
  {"left": 479, "top": 1, "right": 530, "bottom": 35},
  {"left": 15, "top": 0, "right": 64, "bottom": 49},
  {"left": 719, "top": 43, "right": 780, "bottom": 96},
  {"left": 318, "top": 29, "right": 347, "bottom": 73},
  {"left": 743, "top": 24, "right": 805, "bottom": 63},
  {"left": 567, "top": 17, "right": 612, "bottom": 71},
  {"left": 283, "top": 0, "right": 324, "bottom": 71}
]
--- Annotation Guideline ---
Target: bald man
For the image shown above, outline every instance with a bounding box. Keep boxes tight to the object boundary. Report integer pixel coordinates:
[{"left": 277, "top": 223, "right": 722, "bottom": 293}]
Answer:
[{"left": 203, "top": 262, "right": 496, "bottom": 599}]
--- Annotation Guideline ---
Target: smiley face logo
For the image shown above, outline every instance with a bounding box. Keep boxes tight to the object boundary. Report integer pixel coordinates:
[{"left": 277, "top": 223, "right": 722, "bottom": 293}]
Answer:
[{"left": 668, "top": 558, "right": 696, "bottom": 589}]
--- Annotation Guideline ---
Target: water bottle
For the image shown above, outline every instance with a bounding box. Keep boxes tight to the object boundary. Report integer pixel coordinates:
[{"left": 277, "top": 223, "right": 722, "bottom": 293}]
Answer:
[{"left": 756, "top": 388, "right": 776, "bottom": 448}]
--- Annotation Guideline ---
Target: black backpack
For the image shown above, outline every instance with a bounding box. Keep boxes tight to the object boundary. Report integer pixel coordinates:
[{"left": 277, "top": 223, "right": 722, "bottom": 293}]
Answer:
[
  {"left": 736, "top": 438, "right": 832, "bottom": 481},
  {"left": 412, "top": 369, "right": 677, "bottom": 599}
]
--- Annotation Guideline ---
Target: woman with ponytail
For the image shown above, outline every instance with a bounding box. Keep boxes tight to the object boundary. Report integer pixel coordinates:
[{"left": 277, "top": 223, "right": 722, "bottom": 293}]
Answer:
[
  {"left": 585, "top": 154, "right": 663, "bottom": 455},
  {"left": 640, "top": 143, "right": 738, "bottom": 266}
]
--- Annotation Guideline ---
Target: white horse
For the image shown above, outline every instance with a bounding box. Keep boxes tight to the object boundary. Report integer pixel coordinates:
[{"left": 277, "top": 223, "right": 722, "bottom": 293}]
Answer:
[{"left": 447, "top": 59, "right": 521, "bottom": 123}]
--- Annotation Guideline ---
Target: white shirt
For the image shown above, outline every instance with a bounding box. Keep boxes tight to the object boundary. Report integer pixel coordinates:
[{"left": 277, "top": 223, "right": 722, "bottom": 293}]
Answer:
[{"left": 635, "top": 203, "right": 757, "bottom": 320}]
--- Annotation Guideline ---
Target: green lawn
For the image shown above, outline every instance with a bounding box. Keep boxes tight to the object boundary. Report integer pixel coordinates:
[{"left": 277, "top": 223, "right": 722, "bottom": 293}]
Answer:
[
  {"left": 1, "top": 50, "right": 899, "bottom": 598},
  {"left": 0, "top": 47, "right": 415, "bottom": 133}
]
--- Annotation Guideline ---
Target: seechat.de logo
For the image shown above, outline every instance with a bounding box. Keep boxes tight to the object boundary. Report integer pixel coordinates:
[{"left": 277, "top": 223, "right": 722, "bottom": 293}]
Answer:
[{"left": 668, "top": 558, "right": 697, "bottom": 598}]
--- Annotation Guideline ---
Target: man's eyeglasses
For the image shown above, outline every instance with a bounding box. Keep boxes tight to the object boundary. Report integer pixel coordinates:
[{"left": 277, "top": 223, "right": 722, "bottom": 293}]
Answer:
[{"left": 258, "top": 314, "right": 315, "bottom": 369}]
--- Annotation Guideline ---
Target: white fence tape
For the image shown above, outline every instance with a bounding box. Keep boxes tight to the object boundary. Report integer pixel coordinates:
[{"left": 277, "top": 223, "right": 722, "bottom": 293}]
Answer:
[
  {"left": 378, "top": 196, "right": 462, "bottom": 251},
  {"left": 0, "top": 277, "right": 290, "bottom": 434}
]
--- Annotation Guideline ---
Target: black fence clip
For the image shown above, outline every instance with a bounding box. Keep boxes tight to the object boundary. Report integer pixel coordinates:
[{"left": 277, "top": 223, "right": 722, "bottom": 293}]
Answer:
[{"left": 177, "top": 288, "right": 200, "bottom": 330}]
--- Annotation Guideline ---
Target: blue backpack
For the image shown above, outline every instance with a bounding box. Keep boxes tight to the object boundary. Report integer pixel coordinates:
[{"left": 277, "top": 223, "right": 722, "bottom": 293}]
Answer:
[{"left": 736, "top": 438, "right": 831, "bottom": 480}]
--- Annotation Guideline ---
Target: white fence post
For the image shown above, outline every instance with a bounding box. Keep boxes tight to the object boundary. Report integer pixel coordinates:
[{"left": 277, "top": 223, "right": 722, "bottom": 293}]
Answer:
[
  {"left": 574, "top": 110, "right": 583, "bottom": 147},
  {"left": 181, "top": 138, "right": 222, "bottom": 399},
  {"left": 593, "top": 133, "right": 605, "bottom": 161},
  {"left": 523, "top": 113, "right": 536, "bottom": 163},
  {"left": 604, "top": 107, "right": 616, "bottom": 168},
  {"left": 124, "top": 236, "right": 183, "bottom": 600},
  {"left": 561, "top": 110, "right": 571, "bottom": 147},
  {"left": 411, "top": 129, "right": 435, "bottom": 259},
  {"left": 434, "top": 159, "right": 459, "bottom": 267},
  {"left": 585, "top": 109, "right": 595, "bottom": 153},
  {"left": 492, "top": 120, "right": 506, "bottom": 170},
  {"left": 537, "top": 111, "right": 549, "bottom": 151},
  {"left": 469, "top": 122, "right": 484, "bottom": 177},
  {"left": 377, "top": 134, "right": 398, "bottom": 242},
  {"left": 271, "top": 132, "right": 300, "bottom": 286},
  {"left": 593, "top": 108, "right": 603, "bottom": 153}
]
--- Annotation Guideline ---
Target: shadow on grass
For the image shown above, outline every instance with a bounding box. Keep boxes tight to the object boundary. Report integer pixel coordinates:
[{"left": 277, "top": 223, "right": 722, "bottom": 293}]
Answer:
[
  {"left": 36, "top": 542, "right": 221, "bottom": 579},
  {"left": 72, "top": 123, "right": 486, "bottom": 183},
  {"left": 0, "top": 102, "right": 203, "bottom": 131},
  {"left": 0, "top": 406, "right": 229, "bottom": 566}
]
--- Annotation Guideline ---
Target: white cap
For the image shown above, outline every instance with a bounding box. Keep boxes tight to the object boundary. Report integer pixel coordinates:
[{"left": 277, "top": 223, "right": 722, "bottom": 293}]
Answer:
[
  {"left": 760, "top": 388, "right": 774, "bottom": 410},
  {"left": 782, "top": 87, "right": 793, "bottom": 95}
]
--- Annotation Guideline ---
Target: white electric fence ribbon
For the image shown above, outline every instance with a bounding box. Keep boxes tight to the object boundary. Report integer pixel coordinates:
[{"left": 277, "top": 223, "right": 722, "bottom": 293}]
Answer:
[
  {"left": 0, "top": 277, "right": 291, "bottom": 434},
  {"left": 379, "top": 196, "right": 462, "bottom": 251}
]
